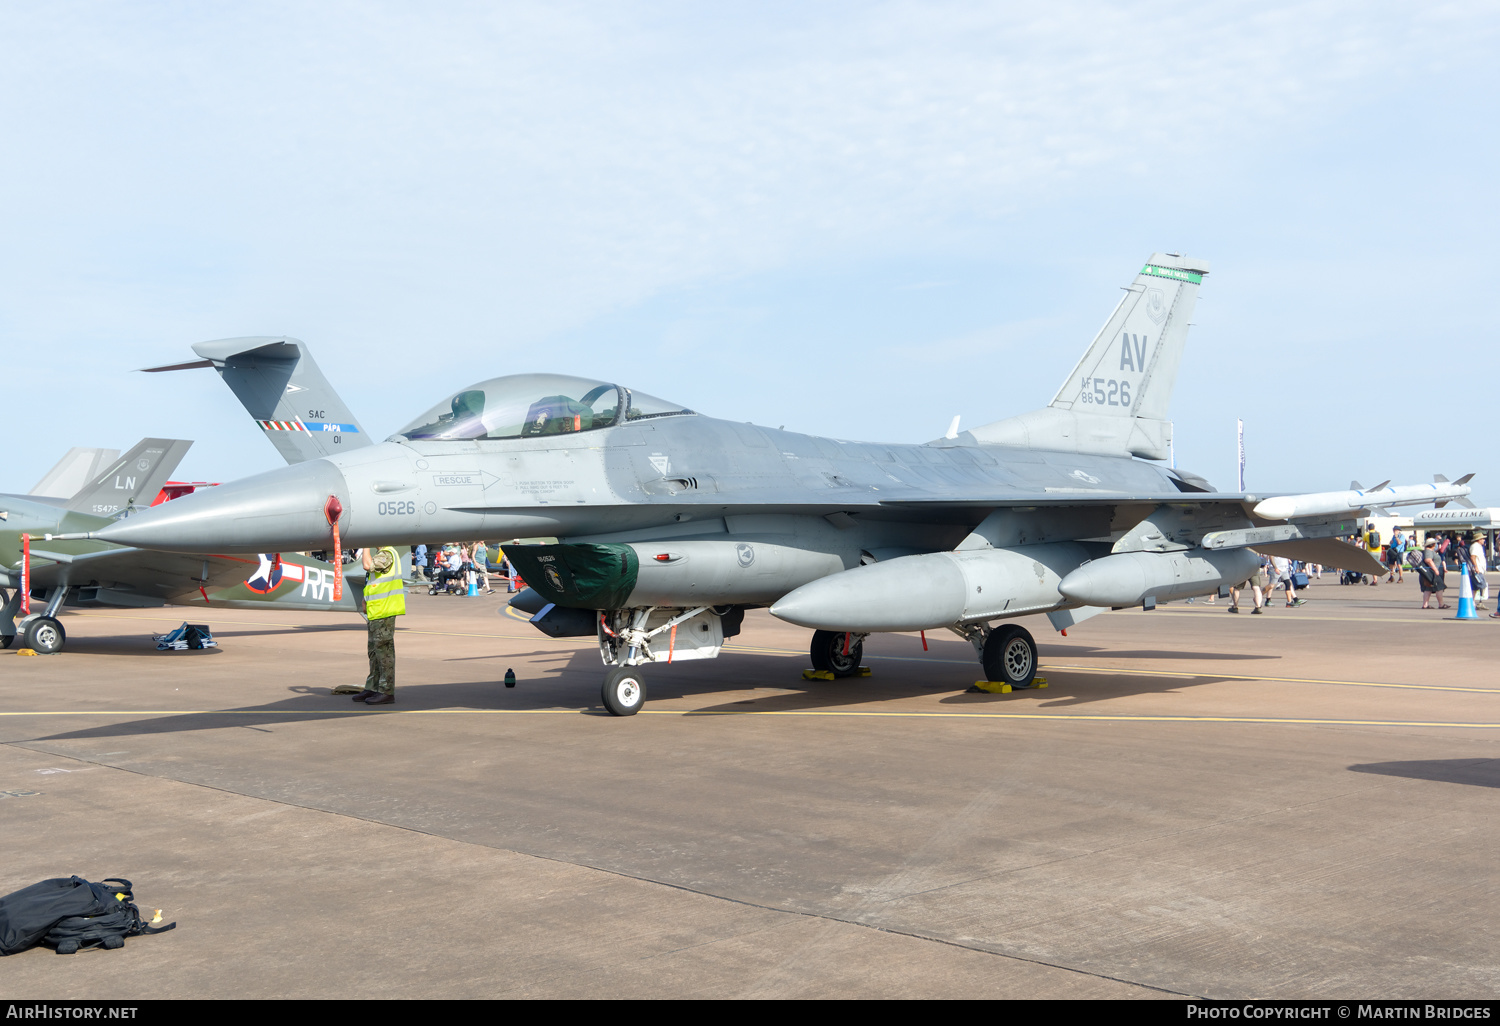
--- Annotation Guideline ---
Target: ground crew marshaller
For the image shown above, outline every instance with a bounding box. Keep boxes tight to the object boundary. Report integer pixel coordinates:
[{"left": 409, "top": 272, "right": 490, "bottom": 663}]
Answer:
[{"left": 354, "top": 545, "right": 406, "bottom": 705}]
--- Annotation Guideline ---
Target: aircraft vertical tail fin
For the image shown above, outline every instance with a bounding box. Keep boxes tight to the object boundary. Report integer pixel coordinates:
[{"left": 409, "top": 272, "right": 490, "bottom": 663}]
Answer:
[
  {"left": 29, "top": 447, "right": 121, "bottom": 498},
  {"left": 1048, "top": 254, "right": 1208, "bottom": 421},
  {"left": 141, "top": 337, "right": 370, "bottom": 465},
  {"left": 64, "top": 439, "right": 192, "bottom": 515},
  {"left": 967, "top": 253, "right": 1209, "bottom": 460}
]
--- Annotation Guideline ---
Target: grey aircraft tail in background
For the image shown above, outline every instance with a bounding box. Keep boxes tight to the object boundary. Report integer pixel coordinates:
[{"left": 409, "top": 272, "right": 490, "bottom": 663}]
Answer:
[
  {"left": 142, "top": 337, "right": 372, "bottom": 464},
  {"left": 46, "top": 438, "right": 194, "bottom": 517},
  {"left": 71, "top": 254, "right": 1475, "bottom": 714},
  {"left": 1, "top": 432, "right": 362, "bottom": 653},
  {"left": 30, "top": 447, "right": 121, "bottom": 500}
]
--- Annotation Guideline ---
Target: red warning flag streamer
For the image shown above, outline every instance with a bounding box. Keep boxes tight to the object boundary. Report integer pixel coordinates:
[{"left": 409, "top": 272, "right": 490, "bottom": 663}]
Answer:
[
  {"left": 325, "top": 495, "right": 344, "bottom": 603},
  {"left": 20, "top": 533, "right": 30, "bottom": 616}
]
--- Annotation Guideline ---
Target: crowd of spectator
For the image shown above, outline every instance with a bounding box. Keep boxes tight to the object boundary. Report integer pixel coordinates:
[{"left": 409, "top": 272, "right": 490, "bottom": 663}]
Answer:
[
  {"left": 409, "top": 541, "right": 518, "bottom": 596},
  {"left": 1348, "top": 524, "right": 1490, "bottom": 612}
]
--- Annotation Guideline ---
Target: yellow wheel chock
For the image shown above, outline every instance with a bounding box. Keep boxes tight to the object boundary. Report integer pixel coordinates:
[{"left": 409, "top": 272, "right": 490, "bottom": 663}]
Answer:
[{"left": 971, "top": 676, "right": 1047, "bottom": 694}]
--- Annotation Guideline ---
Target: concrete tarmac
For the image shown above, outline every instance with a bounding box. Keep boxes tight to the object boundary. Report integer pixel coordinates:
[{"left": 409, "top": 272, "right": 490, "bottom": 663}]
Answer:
[{"left": 2, "top": 574, "right": 1497, "bottom": 999}]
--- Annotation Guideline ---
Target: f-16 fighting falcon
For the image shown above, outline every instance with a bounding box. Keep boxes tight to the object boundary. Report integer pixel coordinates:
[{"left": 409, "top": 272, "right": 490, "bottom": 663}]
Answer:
[{"left": 59, "top": 254, "right": 1475, "bottom": 713}]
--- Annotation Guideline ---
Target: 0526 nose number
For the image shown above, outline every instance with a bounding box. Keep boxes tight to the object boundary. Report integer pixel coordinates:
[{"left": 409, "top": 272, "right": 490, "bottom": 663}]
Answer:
[{"left": 377, "top": 501, "right": 416, "bottom": 516}]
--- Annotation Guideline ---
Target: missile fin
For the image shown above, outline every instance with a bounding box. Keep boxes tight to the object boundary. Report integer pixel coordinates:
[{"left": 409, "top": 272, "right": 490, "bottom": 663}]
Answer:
[
  {"left": 1350, "top": 480, "right": 1363, "bottom": 491},
  {"left": 1455, "top": 473, "right": 1475, "bottom": 486},
  {"left": 1454, "top": 496, "right": 1476, "bottom": 509},
  {"left": 1435, "top": 474, "right": 1449, "bottom": 484},
  {"left": 1370, "top": 480, "right": 1391, "bottom": 492}
]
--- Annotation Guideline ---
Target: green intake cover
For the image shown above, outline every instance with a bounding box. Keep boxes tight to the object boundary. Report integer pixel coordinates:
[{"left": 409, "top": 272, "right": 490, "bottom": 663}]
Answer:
[{"left": 505, "top": 543, "right": 638, "bottom": 609}]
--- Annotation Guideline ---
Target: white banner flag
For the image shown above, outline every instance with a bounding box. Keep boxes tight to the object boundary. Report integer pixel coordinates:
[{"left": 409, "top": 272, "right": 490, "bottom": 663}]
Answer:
[{"left": 1237, "top": 419, "right": 1246, "bottom": 492}]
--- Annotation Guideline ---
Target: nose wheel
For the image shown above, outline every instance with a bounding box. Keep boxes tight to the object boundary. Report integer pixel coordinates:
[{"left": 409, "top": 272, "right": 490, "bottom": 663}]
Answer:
[
  {"left": 982, "top": 624, "right": 1037, "bottom": 688},
  {"left": 602, "top": 666, "right": 647, "bottom": 716}
]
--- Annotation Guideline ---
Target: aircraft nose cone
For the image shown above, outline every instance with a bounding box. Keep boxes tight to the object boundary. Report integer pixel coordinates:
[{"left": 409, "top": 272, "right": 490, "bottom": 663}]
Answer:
[{"left": 94, "top": 459, "right": 349, "bottom": 554}]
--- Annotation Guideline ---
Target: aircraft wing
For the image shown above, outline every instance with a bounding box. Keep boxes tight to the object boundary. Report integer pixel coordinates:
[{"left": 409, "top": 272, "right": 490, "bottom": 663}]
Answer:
[
  {"left": 11, "top": 546, "right": 360, "bottom": 613},
  {"left": 1251, "top": 537, "right": 1385, "bottom": 574}
]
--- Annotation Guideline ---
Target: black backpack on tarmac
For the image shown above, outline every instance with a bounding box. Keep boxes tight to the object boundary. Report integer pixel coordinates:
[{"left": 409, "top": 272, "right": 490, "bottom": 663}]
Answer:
[{"left": 0, "top": 876, "right": 175, "bottom": 955}]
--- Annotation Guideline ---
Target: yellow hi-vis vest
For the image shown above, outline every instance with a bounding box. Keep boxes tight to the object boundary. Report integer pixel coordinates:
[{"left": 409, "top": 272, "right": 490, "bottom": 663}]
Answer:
[{"left": 364, "top": 546, "right": 407, "bottom": 620}]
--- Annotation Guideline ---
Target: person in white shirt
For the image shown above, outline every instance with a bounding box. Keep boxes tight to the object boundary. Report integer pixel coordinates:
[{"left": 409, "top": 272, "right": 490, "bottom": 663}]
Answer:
[
  {"left": 1271, "top": 555, "right": 1305, "bottom": 607},
  {"left": 1469, "top": 532, "right": 1489, "bottom": 611}
]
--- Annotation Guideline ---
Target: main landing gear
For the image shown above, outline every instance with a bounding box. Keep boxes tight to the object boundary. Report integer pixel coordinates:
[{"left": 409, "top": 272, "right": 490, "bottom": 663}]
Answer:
[
  {"left": 809, "top": 629, "right": 865, "bottom": 677},
  {"left": 8, "top": 587, "right": 69, "bottom": 655},
  {"left": 948, "top": 621, "right": 1039, "bottom": 689},
  {"left": 22, "top": 616, "right": 66, "bottom": 655},
  {"left": 979, "top": 623, "right": 1038, "bottom": 689}
]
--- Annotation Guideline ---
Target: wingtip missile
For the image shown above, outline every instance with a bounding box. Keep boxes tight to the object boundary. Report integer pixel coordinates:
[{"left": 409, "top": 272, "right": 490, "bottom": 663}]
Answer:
[{"left": 1254, "top": 475, "right": 1476, "bottom": 521}]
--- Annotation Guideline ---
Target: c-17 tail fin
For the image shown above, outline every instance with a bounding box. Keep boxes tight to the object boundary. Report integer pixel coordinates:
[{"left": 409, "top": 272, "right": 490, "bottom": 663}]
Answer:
[
  {"left": 968, "top": 253, "right": 1209, "bottom": 460},
  {"left": 142, "top": 337, "right": 371, "bottom": 465},
  {"left": 65, "top": 438, "right": 192, "bottom": 516}
]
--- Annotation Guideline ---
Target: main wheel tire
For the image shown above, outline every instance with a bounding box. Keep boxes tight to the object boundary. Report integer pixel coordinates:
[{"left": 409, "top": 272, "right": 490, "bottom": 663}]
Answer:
[
  {"left": 982, "top": 624, "right": 1036, "bottom": 688},
  {"left": 1, "top": 634, "right": 12, "bottom": 649},
  {"left": 809, "top": 630, "right": 863, "bottom": 678},
  {"left": 601, "top": 666, "right": 647, "bottom": 716},
  {"left": 24, "top": 616, "right": 65, "bottom": 655}
]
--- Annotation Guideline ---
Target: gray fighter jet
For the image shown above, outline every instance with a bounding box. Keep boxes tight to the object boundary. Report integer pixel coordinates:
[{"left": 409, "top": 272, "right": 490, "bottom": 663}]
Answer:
[
  {"left": 64, "top": 254, "right": 1473, "bottom": 713},
  {"left": 2, "top": 426, "right": 366, "bottom": 653}
]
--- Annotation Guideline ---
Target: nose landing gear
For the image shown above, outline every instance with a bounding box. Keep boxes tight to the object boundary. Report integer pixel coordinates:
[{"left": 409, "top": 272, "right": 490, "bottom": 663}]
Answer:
[{"left": 601, "top": 666, "right": 647, "bottom": 716}]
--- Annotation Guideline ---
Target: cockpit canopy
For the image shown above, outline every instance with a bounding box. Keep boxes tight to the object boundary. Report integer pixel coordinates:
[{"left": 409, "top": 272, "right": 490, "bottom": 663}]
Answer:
[{"left": 396, "top": 373, "right": 693, "bottom": 442}]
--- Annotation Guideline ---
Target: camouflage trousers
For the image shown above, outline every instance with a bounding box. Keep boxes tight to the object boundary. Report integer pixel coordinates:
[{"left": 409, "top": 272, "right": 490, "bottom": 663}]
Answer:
[{"left": 365, "top": 616, "right": 397, "bottom": 694}]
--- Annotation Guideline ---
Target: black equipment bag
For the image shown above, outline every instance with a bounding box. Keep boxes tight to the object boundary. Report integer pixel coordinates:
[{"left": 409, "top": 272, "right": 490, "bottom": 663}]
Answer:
[{"left": 0, "top": 876, "right": 175, "bottom": 955}]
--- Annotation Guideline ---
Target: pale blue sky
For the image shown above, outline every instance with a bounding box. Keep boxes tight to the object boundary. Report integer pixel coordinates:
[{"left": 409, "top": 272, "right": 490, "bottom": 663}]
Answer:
[{"left": 3, "top": 2, "right": 1496, "bottom": 497}]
